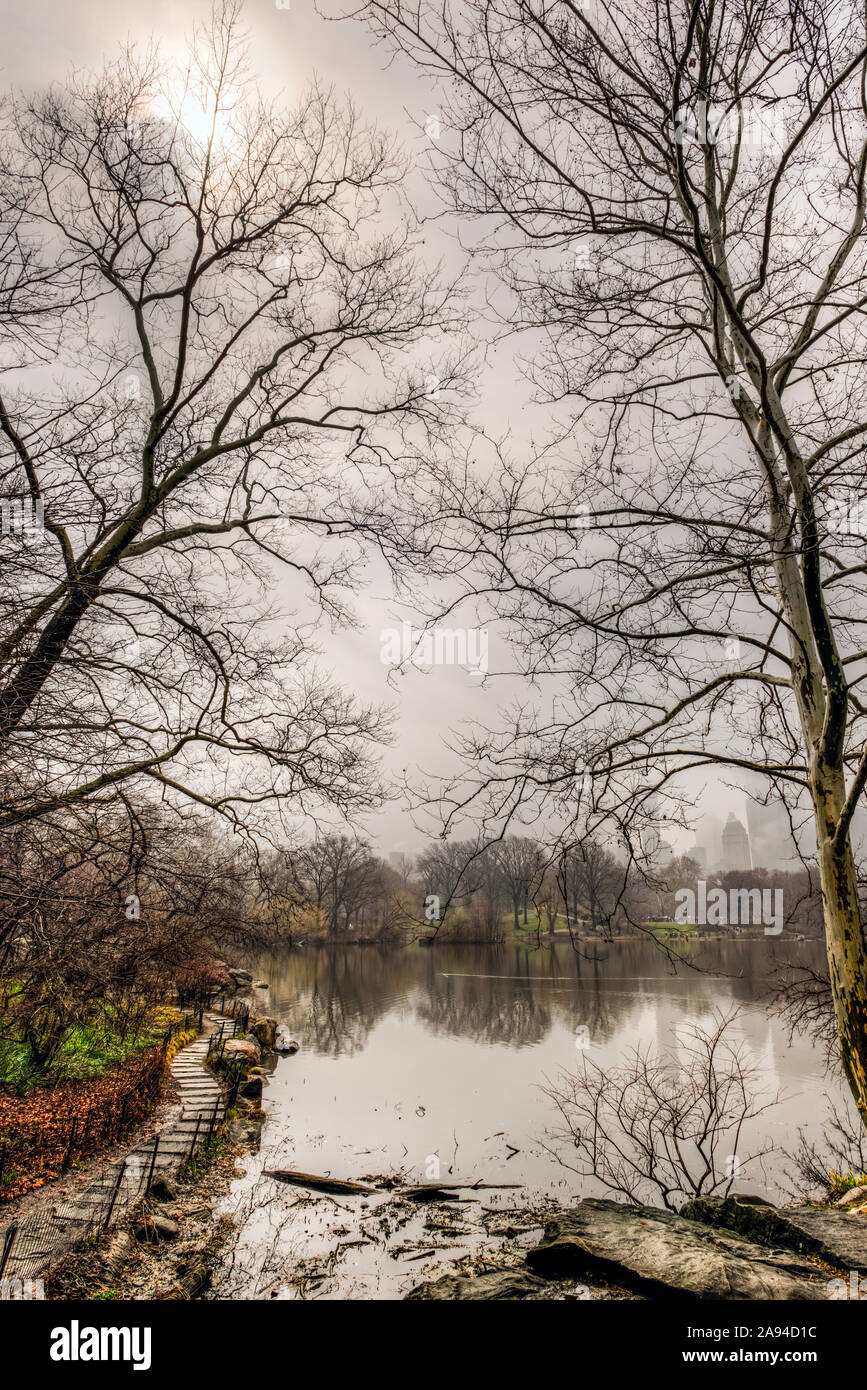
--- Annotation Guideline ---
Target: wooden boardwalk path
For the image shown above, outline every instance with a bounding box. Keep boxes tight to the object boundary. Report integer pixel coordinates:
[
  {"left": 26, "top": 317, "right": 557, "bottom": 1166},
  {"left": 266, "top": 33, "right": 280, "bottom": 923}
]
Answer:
[{"left": 0, "top": 1012, "right": 235, "bottom": 1283}]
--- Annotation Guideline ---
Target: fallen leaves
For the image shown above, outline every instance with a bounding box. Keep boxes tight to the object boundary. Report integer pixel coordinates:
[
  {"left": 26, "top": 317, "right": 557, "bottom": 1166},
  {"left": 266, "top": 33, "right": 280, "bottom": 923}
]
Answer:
[{"left": 0, "top": 1047, "right": 166, "bottom": 1203}]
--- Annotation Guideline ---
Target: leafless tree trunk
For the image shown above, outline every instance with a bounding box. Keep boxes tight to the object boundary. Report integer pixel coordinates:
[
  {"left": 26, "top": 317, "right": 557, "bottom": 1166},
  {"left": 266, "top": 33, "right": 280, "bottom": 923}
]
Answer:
[
  {"left": 493, "top": 835, "right": 544, "bottom": 931},
  {"left": 359, "top": 0, "right": 867, "bottom": 1125}
]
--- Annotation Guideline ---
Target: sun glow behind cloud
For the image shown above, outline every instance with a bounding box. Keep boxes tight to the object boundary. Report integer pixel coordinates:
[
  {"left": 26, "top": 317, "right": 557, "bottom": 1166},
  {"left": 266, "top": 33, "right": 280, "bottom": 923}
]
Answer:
[{"left": 152, "top": 84, "right": 239, "bottom": 152}]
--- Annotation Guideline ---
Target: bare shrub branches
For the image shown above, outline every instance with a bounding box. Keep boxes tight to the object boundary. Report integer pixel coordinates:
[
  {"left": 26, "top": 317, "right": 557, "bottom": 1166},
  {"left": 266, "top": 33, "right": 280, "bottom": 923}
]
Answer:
[{"left": 542, "top": 1008, "right": 779, "bottom": 1209}]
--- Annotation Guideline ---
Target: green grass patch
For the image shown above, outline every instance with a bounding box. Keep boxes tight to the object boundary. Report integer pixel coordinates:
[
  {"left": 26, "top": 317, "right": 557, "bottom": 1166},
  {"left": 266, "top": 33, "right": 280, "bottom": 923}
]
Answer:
[
  {"left": 180, "top": 1131, "right": 227, "bottom": 1183},
  {"left": 829, "top": 1170, "right": 867, "bottom": 1199},
  {"left": 0, "top": 1005, "right": 186, "bottom": 1089}
]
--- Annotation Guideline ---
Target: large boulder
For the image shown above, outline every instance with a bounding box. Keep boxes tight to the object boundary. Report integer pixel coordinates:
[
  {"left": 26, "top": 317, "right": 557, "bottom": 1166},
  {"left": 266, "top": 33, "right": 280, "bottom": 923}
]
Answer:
[
  {"left": 681, "top": 1194, "right": 867, "bottom": 1275},
  {"left": 228, "top": 1114, "right": 263, "bottom": 1145},
  {"left": 249, "top": 1016, "right": 277, "bottom": 1050},
  {"left": 227, "top": 968, "right": 253, "bottom": 985},
  {"left": 222, "top": 1037, "right": 260, "bottom": 1066},
  {"left": 525, "top": 1198, "right": 826, "bottom": 1299},
  {"left": 680, "top": 1194, "right": 818, "bottom": 1251}
]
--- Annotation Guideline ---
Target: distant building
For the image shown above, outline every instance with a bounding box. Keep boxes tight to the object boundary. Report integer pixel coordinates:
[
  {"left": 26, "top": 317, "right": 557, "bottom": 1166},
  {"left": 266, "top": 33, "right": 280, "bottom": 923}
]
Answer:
[
  {"left": 721, "top": 813, "right": 752, "bottom": 871},
  {"left": 643, "top": 822, "right": 674, "bottom": 870},
  {"left": 694, "top": 812, "right": 725, "bottom": 872}
]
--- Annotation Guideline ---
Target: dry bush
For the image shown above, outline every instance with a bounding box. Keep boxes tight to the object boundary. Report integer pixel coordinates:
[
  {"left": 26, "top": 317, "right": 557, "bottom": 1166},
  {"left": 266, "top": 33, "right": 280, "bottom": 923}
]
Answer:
[{"left": 542, "top": 1008, "right": 779, "bottom": 1210}]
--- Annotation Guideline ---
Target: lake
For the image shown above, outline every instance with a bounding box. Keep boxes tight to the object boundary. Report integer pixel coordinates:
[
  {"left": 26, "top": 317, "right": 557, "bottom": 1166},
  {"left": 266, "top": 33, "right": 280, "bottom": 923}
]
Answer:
[{"left": 210, "top": 937, "right": 847, "bottom": 1299}]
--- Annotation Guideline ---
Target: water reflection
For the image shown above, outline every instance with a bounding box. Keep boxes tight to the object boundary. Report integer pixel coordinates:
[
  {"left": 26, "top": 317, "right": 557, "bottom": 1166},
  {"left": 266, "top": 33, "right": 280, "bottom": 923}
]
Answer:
[
  {"left": 213, "top": 937, "right": 844, "bottom": 1299},
  {"left": 250, "top": 938, "right": 817, "bottom": 1058}
]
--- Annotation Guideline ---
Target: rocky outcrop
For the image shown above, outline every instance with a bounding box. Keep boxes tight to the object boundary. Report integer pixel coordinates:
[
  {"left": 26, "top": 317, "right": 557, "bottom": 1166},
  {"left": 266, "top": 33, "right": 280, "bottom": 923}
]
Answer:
[
  {"left": 680, "top": 1194, "right": 821, "bottom": 1253},
  {"left": 222, "top": 1037, "right": 260, "bottom": 1067},
  {"left": 682, "top": 1193, "right": 867, "bottom": 1275},
  {"left": 249, "top": 1017, "right": 277, "bottom": 1051},
  {"left": 407, "top": 1269, "right": 555, "bottom": 1300},
  {"left": 228, "top": 1113, "right": 263, "bottom": 1146},
  {"left": 525, "top": 1198, "right": 827, "bottom": 1299}
]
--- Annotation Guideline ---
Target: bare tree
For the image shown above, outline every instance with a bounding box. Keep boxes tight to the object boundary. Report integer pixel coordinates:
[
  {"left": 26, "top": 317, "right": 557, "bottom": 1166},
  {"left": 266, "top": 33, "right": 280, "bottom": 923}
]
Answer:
[
  {"left": 359, "top": 0, "right": 867, "bottom": 1125},
  {"left": 0, "top": 799, "right": 247, "bottom": 1075},
  {"left": 494, "top": 834, "right": 544, "bottom": 930},
  {"left": 557, "top": 839, "right": 628, "bottom": 936},
  {"left": 299, "top": 832, "right": 382, "bottom": 934},
  {"left": 416, "top": 836, "right": 485, "bottom": 926},
  {"left": 543, "top": 1009, "right": 779, "bottom": 1209},
  {"left": 0, "top": 0, "right": 462, "bottom": 845}
]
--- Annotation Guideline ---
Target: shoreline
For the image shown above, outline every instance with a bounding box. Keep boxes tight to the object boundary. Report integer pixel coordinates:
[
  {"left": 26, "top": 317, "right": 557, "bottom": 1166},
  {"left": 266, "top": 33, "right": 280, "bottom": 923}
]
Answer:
[
  {"left": 44, "top": 1119, "right": 263, "bottom": 1301},
  {"left": 42, "top": 1049, "right": 267, "bottom": 1302},
  {"left": 44, "top": 1158, "right": 865, "bottom": 1303},
  {"left": 275, "top": 929, "right": 819, "bottom": 947},
  {"left": 35, "top": 976, "right": 852, "bottom": 1304}
]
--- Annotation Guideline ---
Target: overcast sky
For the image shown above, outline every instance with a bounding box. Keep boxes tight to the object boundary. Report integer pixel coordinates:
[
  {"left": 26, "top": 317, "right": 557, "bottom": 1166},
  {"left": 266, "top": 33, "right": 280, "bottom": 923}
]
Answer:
[{"left": 3, "top": 0, "right": 762, "bottom": 858}]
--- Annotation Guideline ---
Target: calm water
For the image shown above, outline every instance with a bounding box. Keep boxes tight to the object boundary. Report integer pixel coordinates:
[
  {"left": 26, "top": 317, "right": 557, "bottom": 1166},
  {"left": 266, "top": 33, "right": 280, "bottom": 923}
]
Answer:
[{"left": 212, "top": 938, "right": 846, "bottom": 1300}]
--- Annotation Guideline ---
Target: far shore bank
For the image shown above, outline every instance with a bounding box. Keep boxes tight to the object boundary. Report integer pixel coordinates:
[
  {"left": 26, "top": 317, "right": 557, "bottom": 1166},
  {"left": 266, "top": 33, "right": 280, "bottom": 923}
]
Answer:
[{"left": 268, "top": 928, "right": 820, "bottom": 948}]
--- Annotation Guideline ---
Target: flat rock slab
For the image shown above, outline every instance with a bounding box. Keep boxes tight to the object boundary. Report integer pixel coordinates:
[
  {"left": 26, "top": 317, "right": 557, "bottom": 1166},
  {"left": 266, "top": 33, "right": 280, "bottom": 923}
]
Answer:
[
  {"left": 525, "top": 1199, "right": 827, "bottom": 1300},
  {"left": 681, "top": 1195, "right": 867, "bottom": 1275},
  {"left": 406, "top": 1270, "right": 566, "bottom": 1300},
  {"left": 781, "top": 1209, "right": 867, "bottom": 1273}
]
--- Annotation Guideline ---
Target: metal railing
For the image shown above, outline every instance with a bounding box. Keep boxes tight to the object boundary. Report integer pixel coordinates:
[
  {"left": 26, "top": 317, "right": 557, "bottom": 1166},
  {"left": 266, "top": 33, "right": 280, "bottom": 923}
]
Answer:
[
  {"left": 0, "top": 1093, "right": 225, "bottom": 1282},
  {"left": 0, "top": 1009, "right": 240, "bottom": 1283}
]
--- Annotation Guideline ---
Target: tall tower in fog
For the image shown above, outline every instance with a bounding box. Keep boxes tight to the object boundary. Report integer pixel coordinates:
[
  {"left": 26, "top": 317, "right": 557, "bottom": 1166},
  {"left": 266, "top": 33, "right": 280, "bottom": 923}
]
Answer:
[{"left": 721, "top": 813, "right": 752, "bottom": 871}]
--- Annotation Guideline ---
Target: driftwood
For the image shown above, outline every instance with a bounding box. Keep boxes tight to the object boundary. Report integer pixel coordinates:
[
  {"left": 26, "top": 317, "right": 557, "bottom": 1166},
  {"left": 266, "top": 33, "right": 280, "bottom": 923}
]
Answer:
[
  {"left": 399, "top": 1181, "right": 522, "bottom": 1201},
  {"left": 264, "top": 1170, "right": 522, "bottom": 1200},
  {"left": 264, "top": 1169, "right": 378, "bottom": 1195}
]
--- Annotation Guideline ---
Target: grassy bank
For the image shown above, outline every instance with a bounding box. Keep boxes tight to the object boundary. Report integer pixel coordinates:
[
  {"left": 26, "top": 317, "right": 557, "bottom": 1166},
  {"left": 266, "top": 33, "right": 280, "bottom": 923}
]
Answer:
[
  {"left": 0, "top": 1004, "right": 192, "bottom": 1092},
  {"left": 0, "top": 1006, "right": 198, "bottom": 1203}
]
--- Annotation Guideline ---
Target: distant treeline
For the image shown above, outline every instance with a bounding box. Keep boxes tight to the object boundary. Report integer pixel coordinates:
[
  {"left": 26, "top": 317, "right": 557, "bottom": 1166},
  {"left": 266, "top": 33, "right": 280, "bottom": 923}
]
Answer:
[{"left": 253, "top": 834, "right": 828, "bottom": 942}]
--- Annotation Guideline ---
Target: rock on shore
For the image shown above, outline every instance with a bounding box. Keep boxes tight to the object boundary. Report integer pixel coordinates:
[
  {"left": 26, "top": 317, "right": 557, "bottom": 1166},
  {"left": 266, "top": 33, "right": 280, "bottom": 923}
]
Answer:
[
  {"left": 525, "top": 1198, "right": 826, "bottom": 1299},
  {"left": 408, "top": 1195, "right": 857, "bottom": 1301},
  {"left": 249, "top": 1016, "right": 277, "bottom": 1050},
  {"left": 406, "top": 1270, "right": 555, "bottom": 1300},
  {"left": 681, "top": 1193, "right": 867, "bottom": 1275}
]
